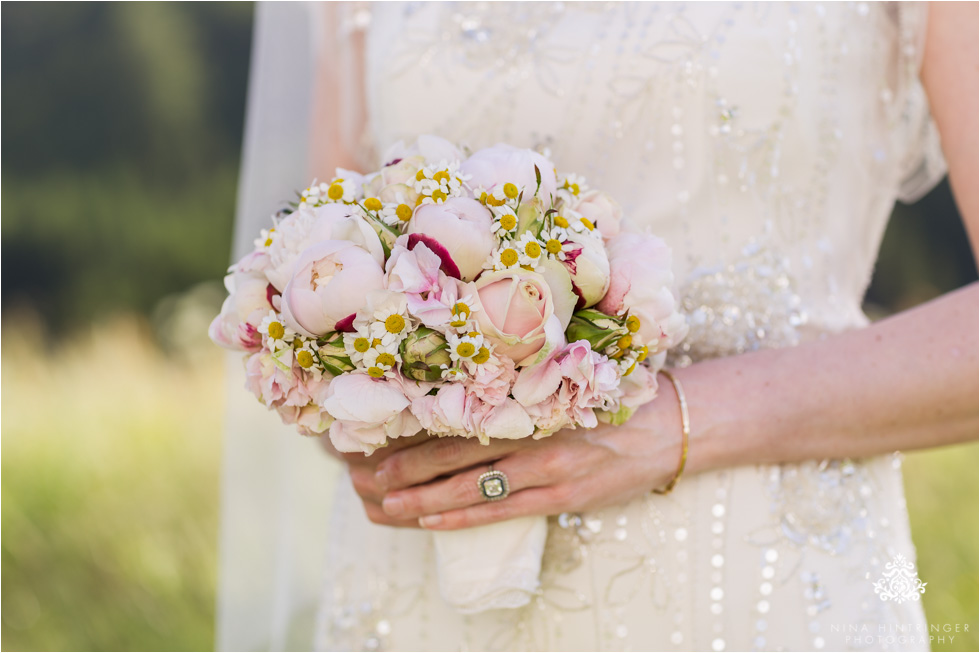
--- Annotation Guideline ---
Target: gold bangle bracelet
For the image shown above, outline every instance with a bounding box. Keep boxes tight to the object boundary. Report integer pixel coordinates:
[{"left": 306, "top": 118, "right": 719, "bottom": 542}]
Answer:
[{"left": 652, "top": 369, "right": 690, "bottom": 495}]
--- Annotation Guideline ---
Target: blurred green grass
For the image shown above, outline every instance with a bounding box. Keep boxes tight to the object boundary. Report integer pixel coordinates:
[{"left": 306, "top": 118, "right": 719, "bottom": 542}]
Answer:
[
  {"left": 1, "top": 314, "right": 224, "bottom": 651},
  {"left": 2, "top": 312, "right": 976, "bottom": 651}
]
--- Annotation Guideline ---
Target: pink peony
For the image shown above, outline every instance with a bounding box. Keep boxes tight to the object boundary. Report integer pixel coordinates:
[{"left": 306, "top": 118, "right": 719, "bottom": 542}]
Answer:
[
  {"left": 461, "top": 144, "right": 558, "bottom": 201},
  {"left": 244, "top": 350, "right": 311, "bottom": 409},
  {"left": 308, "top": 203, "right": 386, "bottom": 266},
  {"left": 561, "top": 231, "right": 610, "bottom": 309},
  {"left": 472, "top": 270, "right": 566, "bottom": 367},
  {"left": 322, "top": 374, "right": 421, "bottom": 455},
  {"left": 280, "top": 240, "right": 385, "bottom": 338},
  {"left": 408, "top": 198, "right": 495, "bottom": 281}
]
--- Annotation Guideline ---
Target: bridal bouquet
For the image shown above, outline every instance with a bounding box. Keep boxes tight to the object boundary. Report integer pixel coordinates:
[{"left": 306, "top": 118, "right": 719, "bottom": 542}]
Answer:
[{"left": 210, "top": 135, "right": 686, "bottom": 612}]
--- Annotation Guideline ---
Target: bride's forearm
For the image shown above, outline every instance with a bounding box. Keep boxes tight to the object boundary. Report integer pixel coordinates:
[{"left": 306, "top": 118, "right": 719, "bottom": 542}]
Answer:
[{"left": 678, "top": 282, "right": 978, "bottom": 474}]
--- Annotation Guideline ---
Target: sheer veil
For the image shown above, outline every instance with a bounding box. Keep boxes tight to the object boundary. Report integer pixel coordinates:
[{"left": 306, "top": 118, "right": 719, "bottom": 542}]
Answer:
[{"left": 216, "top": 3, "right": 365, "bottom": 649}]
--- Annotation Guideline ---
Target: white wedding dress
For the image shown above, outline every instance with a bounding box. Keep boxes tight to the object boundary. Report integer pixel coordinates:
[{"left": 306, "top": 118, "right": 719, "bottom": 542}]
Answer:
[{"left": 217, "top": 2, "right": 947, "bottom": 651}]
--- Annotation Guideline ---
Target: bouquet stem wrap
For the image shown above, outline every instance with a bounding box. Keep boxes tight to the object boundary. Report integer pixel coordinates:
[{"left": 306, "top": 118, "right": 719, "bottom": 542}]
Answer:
[{"left": 433, "top": 516, "right": 548, "bottom": 613}]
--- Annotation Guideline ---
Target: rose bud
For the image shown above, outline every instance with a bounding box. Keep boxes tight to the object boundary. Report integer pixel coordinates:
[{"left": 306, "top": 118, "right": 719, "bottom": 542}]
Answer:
[{"left": 399, "top": 327, "right": 452, "bottom": 382}]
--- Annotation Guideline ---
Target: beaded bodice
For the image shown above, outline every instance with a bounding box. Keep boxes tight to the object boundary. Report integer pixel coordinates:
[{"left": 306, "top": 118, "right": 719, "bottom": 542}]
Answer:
[{"left": 363, "top": 1, "right": 943, "bottom": 359}]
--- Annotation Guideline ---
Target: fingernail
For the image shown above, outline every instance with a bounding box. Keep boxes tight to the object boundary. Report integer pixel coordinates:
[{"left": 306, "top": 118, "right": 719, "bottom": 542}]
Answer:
[
  {"left": 382, "top": 495, "right": 403, "bottom": 516},
  {"left": 419, "top": 514, "right": 443, "bottom": 529},
  {"left": 375, "top": 468, "right": 389, "bottom": 492}
]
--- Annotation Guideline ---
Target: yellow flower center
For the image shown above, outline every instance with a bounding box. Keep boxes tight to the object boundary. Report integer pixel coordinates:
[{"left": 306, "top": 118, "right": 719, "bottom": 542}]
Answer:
[
  {"left": 617, "top": 335, "right": 633, "bottom": 350},
  {"left": 524, "top": 241, "right": 542, "bottom": 258},
  {"left": 450, "top": 318, "right": 467, "bottom": 328},
  {"left": 264, "top": 237, "right": 273, "bottom": 247},
  {"left": 353, "top": 337, "right": 370, "bottom": 353},
  {"left": 500, "top": 248, "right": 519, "bottom": 267},
  {"left": 433, "top": 170, "right": 450, "bottom": 183},
  {"left": 456, "top": 342, "right": 476, "bottom": 358},
  {"left": 467, "top": 331, "right": 480, "bottom": 338},
  {"left": 431, "top": 189, "right": 447, "bottom": 202},
  {"left": 377, "top": 352, "right": 396, "bottom": 367},
  {"left": 396, "top": 204, "right": 413, "bottom": 221},
  {"left": 367, "top": 366, "right": 385, "bottom": 378},
  {"left": 268, "top": 322, "right": 285, "bottom": 340},
  {"left": 554, "top": 215, "right": 569, "bottom": 228},
  {"left": 297, "top": 350, "right": 315, "bottom": 368},
  {"left": 499, "top": 214, "right": 517, "bottom": 231},
  {"left": 503, "top": 183, "right": 519, "bottom": 199},
  {"left": 479, "top": 191, "right": 489, "bottom": 205},
  {"left": 545, "top": 239, "right": 562, "bottom": 254},
  {"left": 292, "top": 337, "right": 303, "bottom": 348},
  {"left": 372, "top": 338, "right": 383, "bottom": 347},
  {"left": 415, "top": 169, "right": 427, "bottom": 181},
  {"left": 636, "top": 345, "right": 649, "bottom": 362},
  {"left": 472, "top": 347, "right": 490, "bottom": 364},
  {"left": 384, "top": 314, "right": 406, "bottom": 334},
  {"left": 327, "top": 184, "right": 344, "bottom": 201},
  {"left": 451, "top": 302, "right": 470, "bottom": 318},
  {"left": 486, "top": 195, "right": 506, "bottom": 207},
  {"left": 624, "top": 361, "right": 637, "bottom": 376},
  {"left": 569, "top": 183, "right": 580, "bottom": 196},
  {"left": 579, "top": 217, "right": 595, "bottom": 231},
  {"left": 626, "top": 315, "right": 641, "bottom": 333},
  {"left": 364, "top": 197, "right": 382, "bottom": 211}
]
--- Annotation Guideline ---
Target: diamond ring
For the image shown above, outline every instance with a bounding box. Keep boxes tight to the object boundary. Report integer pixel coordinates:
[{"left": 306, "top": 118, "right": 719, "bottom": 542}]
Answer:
[{"left": 477, "top": 464, "right": 510, "bottom": 502}]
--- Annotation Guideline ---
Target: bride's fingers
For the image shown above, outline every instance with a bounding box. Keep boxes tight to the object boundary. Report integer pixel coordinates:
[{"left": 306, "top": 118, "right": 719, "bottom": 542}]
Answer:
[
  {"left": 360, "top": 498, "right": 423, "bottom": 529},
  {"left": 416, "top": 485, "right": 576, "bottom": 530},
  {"left": 348, "top": 464, "right": 386, "bottom": 503},
  {"left": 376, "top": 436, "right": 523, "bottom": 491},
  {"left": 381, "top": 457, "right": 545, "bottom": 519}
]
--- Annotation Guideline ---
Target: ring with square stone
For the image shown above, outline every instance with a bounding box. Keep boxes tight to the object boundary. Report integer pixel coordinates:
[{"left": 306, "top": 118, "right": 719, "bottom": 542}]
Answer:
[{"left": 477, "top": 463, "right": 510, "bottom": 502}]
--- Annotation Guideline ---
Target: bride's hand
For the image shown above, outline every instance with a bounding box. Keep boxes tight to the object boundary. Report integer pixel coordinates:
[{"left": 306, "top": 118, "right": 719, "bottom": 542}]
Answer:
[
  {"left": 375, "top": 396, "right": 684, "bottom": 530},
  {"left": 321, "top": 431, "right": 432, "bottom": 528}
]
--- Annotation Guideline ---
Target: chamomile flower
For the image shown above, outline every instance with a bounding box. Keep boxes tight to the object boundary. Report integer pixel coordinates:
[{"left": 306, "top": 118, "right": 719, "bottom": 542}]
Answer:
[
  {"left": 254, "top": 227, "right": 276, "bottom": 249},
  {"left": 294, "top": 340, "right": 321, "bottom": 375},
  {"left": 566, "top": 209, "right": 602, "bottom": 238},
  {"left": 343, "top": 328, "right": 374, "bottom": 365},
  {"left": 325, "top": 177, "right": 358, "bottom": 204},
  {"left": 515, "top": 232, "right": 544, "bottom": 268},
  {"left": 258, "top": 311, "right": 295, "bottom": 351},
  {"left": 559, "top": 173, "right": 588, "bottom": 198},
  {"left": 539, "top": 226, "right": 572, "bottom": 261},
  {"left": 413, "top": 160, "right": 468, "bottom": 205},
  {"left": 488, "top": 243, "right": 523, "bottom": 271},
  {"left": 362, "top": 347, "right": 401, "bottom": 379},
  {"left": 447, "top": 330, "right": 484, "bottom": 364},
  {"left": 439, "top": 364, "right": 468, "bottom": 382},
  {"left": 299, "top": 181, "right": 330, "bottom": 207},
  {"left": 490, "top": 205, "right": 519, "bottom": 238},
  {"left": 464, "top": 342, "right": 496, "bottom": 376},
  {"left": 377, "top": 200, "right": 415, "bottom": 227},
  {"left": 447, "top": 297, "right": 477, "bottom": 330}
]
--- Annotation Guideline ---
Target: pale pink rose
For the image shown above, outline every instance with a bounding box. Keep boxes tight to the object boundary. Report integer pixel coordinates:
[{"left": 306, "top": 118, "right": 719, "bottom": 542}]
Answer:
[
  {"left": 295, "top": 375, "right": 335, "bottom": 436},
  {"left": 461, "top": 144, "right": 558, "bottom": 201},
  {"left": 561, "top": 232, "right": 610, "bottom": 309},
  {"left": 408, "top": 198, "right": 495, "bottom": 281},
  {"left": 596, "top": 231, "right": 682, "bottom": 346},
  {"left": 323, "top": 374, "right": 421, "bottom": 454},
  {"left": 573, "top": 190, "right": 623, "bottom": 240},
  {"left": 308, "top": 203, "right": 385, "bottom": 266},
  {"left": 234, "top": 249, "right": 270, "bottom": 274},
  {"left": 209, "top": 271, "right": 274, "bottom": 351},
  {"left": 617, "top": 364, "right": 659, "bottom": 410},
  {"left": 280, "top": 240, "right": 385, "bottom": 338},
  {"left": 473, "top": 270, "right": 566, "bottom": 367}
]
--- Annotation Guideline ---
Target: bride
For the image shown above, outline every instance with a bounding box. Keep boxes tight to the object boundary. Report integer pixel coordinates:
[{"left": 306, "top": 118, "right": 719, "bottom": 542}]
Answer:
[{"left": 217, "top": 2, "right": 977, "bottom": 651}]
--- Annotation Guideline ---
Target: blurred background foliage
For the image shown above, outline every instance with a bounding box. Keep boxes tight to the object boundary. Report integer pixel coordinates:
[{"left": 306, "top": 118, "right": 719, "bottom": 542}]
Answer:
[{"left": 1, "top": 2, "right": 976, "bottom": 651}]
